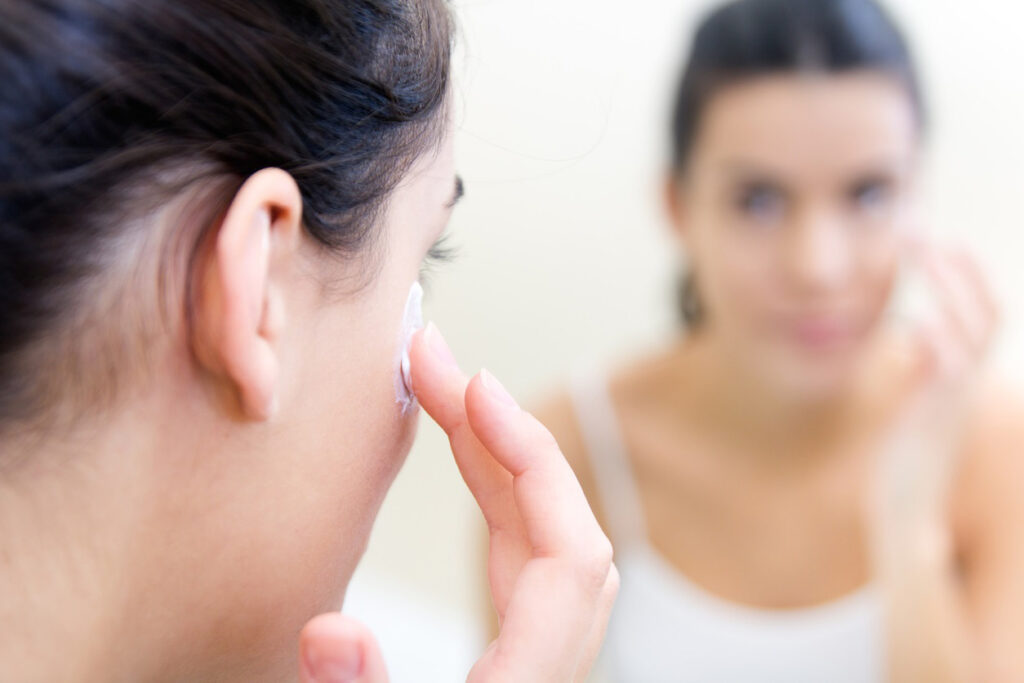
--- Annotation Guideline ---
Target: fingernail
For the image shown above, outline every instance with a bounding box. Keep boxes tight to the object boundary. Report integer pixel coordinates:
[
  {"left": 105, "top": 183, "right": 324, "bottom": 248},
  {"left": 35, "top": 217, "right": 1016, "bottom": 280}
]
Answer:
[
  {"left": 423, "top": 321, "right": 459, "bottom": 370},
  {"left": 304, "top": 641, "right": 363, "bottom": 683},
  {"left": 480, "top": 368, "right": 518, "bottom": 408}
]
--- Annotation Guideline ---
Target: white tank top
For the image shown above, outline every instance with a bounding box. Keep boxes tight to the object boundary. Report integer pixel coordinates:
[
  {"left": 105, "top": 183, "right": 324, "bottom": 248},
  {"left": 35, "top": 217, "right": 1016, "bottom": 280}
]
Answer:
[{"left": 569, "top": 371, "right": 886, "bottom": 683}]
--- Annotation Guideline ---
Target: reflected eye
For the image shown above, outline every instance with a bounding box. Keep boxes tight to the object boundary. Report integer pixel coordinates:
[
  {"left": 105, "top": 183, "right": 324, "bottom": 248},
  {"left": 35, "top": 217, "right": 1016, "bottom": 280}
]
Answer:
[
  {"left": 736, "top": 183, "right": 786, "bottom": 223},
  {"left": 849, "top": 177, "right": 893, "bottom": 212}
]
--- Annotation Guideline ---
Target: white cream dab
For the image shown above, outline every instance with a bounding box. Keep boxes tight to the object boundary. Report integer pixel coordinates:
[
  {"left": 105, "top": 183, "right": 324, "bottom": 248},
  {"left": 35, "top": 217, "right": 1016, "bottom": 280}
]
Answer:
[{"left": 395, "top": 281, "right": 424, "bottom": 414}]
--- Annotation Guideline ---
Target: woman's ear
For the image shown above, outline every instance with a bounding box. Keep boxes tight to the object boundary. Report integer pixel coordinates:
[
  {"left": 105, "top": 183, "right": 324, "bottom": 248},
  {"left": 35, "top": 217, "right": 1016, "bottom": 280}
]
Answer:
[{"left": 194, "top": 168, "right": 303, "bottom": 421}]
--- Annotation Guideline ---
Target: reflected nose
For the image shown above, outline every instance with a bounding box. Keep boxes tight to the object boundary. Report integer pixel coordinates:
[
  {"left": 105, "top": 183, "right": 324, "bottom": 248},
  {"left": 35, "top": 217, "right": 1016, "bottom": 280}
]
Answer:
[{"left": 783, "top": 209, "right": 851, "bottom": 294}]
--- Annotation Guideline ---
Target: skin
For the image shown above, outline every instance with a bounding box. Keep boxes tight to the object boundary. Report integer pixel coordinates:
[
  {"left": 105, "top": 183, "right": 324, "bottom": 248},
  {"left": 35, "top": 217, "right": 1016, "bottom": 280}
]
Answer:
[
  {"left": 302, "top": 326, "right": 618, "bottom": 683},
  {"left": 0, "top": 122, "right": 616, "bottom": 682},
  {"left": 530, "top": 73, "right": 1024, "bottom": 681}
]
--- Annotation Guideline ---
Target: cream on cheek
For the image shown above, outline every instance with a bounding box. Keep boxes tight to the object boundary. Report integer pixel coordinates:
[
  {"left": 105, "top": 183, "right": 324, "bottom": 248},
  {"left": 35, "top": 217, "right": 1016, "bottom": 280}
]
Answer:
[{"left": 395, "top": 280, "right": 424, "bottom": 414}]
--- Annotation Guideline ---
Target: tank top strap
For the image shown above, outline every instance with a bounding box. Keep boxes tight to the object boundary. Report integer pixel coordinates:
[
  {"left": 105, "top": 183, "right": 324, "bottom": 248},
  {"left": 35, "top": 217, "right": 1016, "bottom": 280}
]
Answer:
[{"left": 568, "top": 369, "right": 648, "bottom": 552}]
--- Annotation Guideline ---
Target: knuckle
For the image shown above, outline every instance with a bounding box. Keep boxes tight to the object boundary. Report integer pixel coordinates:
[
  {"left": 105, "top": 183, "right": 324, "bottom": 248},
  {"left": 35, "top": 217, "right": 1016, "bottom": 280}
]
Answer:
[{"left": 572, "top": 535, "right": 614, "bottom": 591}]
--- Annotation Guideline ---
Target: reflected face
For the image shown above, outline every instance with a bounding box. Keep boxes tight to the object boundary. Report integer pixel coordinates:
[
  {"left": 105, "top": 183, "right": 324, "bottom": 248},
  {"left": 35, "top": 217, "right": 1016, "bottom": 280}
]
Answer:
[{"left": 672, "top": 72, "right": 919, "bottom": 396}]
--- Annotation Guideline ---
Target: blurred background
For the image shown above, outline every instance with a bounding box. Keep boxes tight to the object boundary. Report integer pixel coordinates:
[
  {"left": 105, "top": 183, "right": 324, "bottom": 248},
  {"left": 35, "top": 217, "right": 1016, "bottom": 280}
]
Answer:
[{"left": 345, "top": 0, "right": 1024, "bottom": 679}]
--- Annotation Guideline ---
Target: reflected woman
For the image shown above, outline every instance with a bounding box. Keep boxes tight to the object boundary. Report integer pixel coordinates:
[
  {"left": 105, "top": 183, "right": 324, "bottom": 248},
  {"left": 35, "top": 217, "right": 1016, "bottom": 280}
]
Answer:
[{"left": 533, "top": 0, "right": 1024, "bottom": 680}]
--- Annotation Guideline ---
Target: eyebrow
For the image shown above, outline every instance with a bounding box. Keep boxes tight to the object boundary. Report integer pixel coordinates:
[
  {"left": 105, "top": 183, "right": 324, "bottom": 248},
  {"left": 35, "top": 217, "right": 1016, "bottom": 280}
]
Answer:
[
  {"left": 446, "top": 175, "right": 465, "bottom": 209},
  {"left": 720, "top": 157, "right": 905, "bottom": 181},
  {"left": 719, "top": 161, "right": 785, "bottom": 180}
]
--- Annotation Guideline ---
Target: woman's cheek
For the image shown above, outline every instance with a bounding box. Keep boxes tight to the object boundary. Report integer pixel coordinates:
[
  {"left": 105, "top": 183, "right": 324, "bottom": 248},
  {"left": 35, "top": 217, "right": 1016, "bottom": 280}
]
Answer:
[
  {"left": 713, "top": 248, "right": 777, "bottom": 335},
  {"left": 856, "top": 235, "right": 902, "bottom": 325}
]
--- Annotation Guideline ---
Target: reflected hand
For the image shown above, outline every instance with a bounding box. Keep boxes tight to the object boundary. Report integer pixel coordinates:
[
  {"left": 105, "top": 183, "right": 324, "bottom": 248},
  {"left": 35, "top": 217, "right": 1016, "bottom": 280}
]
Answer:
[{"left": 872, "top": 241, "right": 999, "bottom": 553}]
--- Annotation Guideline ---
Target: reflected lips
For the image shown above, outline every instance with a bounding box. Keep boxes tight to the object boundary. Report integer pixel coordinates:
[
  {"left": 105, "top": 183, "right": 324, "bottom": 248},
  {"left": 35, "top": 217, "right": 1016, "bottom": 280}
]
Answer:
[{"left": 789, "top": 317, "right": 857, "bottom": 349}]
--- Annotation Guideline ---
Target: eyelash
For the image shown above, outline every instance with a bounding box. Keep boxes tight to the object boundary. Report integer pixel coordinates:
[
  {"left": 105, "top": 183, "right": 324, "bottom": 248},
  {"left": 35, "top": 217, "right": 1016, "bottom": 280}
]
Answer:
[
  {"left": 850, "top": 178, "right": 892, "bottom": 208},
  {"left": 419, "top": 234, "right": 458, "bottom": 286},
  {"left": 736, "top": 184, "right": 785, "bottom": 221}
]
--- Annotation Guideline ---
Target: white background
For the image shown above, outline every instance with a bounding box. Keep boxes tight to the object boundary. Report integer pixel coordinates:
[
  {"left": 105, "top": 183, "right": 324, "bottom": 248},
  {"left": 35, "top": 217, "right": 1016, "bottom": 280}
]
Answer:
[{"left": 346, "top": 0, "right": 1024, "bottom": 679}]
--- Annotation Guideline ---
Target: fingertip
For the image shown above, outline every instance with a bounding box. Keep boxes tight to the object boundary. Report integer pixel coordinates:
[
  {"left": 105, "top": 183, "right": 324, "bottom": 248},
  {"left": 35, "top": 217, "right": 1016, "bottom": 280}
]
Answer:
[
  {"left": 467, "top": 368, "right": 519, "bottom": 410},
  {"left": 480, "top": 369, "right": 520, "bottom": 407},
  {"left": 424, "top": 322, "right": 459, "bottom": 368},
  {"left": 463, "top": 372, "right": 487, "bottom": 425},
  {"left": 299, "top": 614, "right": 365, "bottom": 683},
  {"left": 409, "top": 322, "right": 461, "bottom": 392},
  {"left": 408, "top": 323, "right": 472, "bottom": 435},
  {"left": 409, "top": 325, "right": 447, "bottom": 396},
  {"left": 408, "top": 324, "right": 429, "bottom": 358},
  {"left": 407, "top": 326, "right": 431, "bottom": 389},
  {"left": 464, "top": 370, "right": 519, "bottom": 433}
]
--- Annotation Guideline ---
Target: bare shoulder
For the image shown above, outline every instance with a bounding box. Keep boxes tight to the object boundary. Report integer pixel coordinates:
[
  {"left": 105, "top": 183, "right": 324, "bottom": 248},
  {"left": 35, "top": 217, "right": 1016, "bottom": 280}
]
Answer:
[
  {"left": 962, "top": 377, "right": 1024, "bottom": 475},
  {"left": 610, "top": 342, "right": 692, "bottom": 415},
  {"left": 529, "top": 349, "right": 677, "bottom": 528},
  {"left": 951, "top": 377, "right": 1024, "bottom": 669},
  {"left": 954, "top": 375, "right": 1024, "bottom": 543},
  {"left": 529, "top": 343, "right": 689, "bottom": 533}
]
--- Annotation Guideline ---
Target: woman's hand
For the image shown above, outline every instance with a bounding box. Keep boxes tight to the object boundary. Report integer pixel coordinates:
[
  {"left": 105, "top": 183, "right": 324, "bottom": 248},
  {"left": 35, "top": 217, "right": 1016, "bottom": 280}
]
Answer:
[
  {"left": 411, "top": 322, "right": 619, "bottom": 682},
  {"left": 865, "top": 241, "right": 1002, "bottom": 683},
  {"left": 871, "top": 241, "right": 999, "bottom": 554},
  {"left": 298, "top": 322, "right": 618, "bottom": 683}
]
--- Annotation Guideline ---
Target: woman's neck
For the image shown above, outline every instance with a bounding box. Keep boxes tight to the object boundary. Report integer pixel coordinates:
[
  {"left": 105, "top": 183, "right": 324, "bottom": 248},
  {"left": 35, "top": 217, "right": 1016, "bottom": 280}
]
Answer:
[
  {"left": 674, "top": 329, "right": 891, "bottom": 463},
  {"left": 0, "top": 419, "right": 166, "bottom": 682}
]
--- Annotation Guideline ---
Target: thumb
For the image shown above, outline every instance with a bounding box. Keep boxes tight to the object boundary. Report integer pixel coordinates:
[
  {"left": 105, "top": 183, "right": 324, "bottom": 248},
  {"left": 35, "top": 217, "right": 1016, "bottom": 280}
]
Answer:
[{"left": 299, "top": 613, "right": 389, "bottom": 683}]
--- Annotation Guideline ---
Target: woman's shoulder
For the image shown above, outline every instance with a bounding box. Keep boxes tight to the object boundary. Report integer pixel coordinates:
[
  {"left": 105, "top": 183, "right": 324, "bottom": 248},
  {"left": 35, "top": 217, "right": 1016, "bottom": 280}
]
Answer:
[
  {"left": 532, "top": 343, "right": 687, "bottom": 441},
  {"left": 966, "top": 376, "right": 1024, "bottom": 445},
  {"left": 610, "top": 340, "right": 697, "bottom": 412},
  {"left": 954, "top": 375, "right": 1024, "bottom": 488},
  {"left": 534, "top": 340, "right": 686, "bottom": 430},
  {"left": 953, "top": 375, "right": 1024, "bottom": 543},
  {"left": 529, "top": 344, "right": 687, "bottom": 529}
]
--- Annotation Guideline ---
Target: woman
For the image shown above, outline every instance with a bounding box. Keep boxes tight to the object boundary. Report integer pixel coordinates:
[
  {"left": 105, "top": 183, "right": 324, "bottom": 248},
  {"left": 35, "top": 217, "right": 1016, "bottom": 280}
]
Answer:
[
  {"left": 0, "top": 1, "right": 616, "bottom": 682},
  {"left": 532, "top": 0, "right": 1024, "bottom": 680}
]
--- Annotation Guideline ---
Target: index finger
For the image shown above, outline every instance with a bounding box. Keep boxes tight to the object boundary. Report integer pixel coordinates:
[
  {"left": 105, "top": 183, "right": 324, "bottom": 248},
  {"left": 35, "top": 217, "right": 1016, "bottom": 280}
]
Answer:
[
  {"left": 464, "top": 370, "right": 614, "bottom": 681},
  {"left": 464, "top": 370, "right": 610, "bottom": 562},
  {"left": 408, "top": 324, "right": 517, "bottom": 531}
]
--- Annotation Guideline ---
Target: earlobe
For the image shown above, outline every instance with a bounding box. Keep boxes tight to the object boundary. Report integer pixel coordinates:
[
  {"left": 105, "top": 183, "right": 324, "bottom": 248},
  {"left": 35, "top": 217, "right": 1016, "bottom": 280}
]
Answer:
[{"left": 194, "top": 168, "right": 303, "bottom": 421}]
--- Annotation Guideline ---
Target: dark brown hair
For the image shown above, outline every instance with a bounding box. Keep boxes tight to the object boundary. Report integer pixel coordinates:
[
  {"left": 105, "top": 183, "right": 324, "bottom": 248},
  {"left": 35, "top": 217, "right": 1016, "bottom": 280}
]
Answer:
[{"left": 0, "top": 0, "right": 453, "bottom": 426}]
